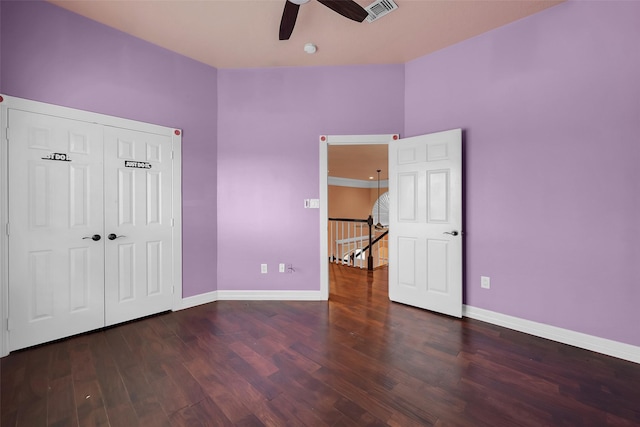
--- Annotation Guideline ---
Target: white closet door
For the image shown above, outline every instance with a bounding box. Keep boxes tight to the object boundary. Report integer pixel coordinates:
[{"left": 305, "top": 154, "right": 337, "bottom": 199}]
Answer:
[
  {"left": 103, "top": 127, "right": 174, "bottom": 326},
  {"left": 8, "top": 110, "right": 105, "bottom": 351}
]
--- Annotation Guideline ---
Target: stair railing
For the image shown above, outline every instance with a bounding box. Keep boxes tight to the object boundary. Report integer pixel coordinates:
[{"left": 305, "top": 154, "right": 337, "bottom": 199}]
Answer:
[{"left": 328, "top": 215, "right": 388, "bottom": 270}]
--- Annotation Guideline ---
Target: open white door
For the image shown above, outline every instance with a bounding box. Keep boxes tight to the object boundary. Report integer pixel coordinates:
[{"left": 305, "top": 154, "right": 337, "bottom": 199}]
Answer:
[{"left": 388, "top": 129, "right": 462, "bottom": 317}]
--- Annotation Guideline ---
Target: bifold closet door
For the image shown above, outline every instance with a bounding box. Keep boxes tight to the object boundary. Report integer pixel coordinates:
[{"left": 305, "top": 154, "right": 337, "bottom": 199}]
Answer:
[
  {"left": 8, "top": 110, "right": 105, "bottom": 351},
  {"left": 103, "top": 127, "right": 174, "bottom": 326}
]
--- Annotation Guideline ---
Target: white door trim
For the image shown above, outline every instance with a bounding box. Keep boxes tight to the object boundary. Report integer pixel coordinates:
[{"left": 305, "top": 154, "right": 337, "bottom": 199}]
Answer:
[
  {"left": 0, "top": 94, "right": 183, "bottom": 357},
  {"left": 319, "top": 134, "right": 398, "bottom": 300}
]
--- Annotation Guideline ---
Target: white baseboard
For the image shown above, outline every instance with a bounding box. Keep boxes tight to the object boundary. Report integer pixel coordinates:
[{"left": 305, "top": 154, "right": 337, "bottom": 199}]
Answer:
[
  {"left": 175, "top": 289, "right": 325, "bottom": 310},
  {"left": 176, "top": 291, "right": 218, "bottom": 310},
  {"left": 464, "top": 305, "right": 640, "bottom": 365},
  {"left": 216, "top": 290, "right": 325, "bottom": 301}
]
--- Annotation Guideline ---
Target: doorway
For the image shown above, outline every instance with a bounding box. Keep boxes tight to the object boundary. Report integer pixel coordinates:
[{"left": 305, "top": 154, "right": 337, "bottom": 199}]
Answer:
[
  {"left": 319, "top": 134, "right": 397, "bottom": 299},
  {"left": 319, "top": 130, "right": 463, "bottom": 318}
]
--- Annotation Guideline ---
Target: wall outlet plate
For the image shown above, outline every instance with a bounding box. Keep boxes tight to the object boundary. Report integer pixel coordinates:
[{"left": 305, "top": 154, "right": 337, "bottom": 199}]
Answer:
[
  {"left": 261, "top": 264, "right": 268, "bottom": 274},
  {"left": 279, "top": 263, "right": 285, "bottom": 273},
  {"left": 481, "top": 276, "right": 490, "bottom": 289}
]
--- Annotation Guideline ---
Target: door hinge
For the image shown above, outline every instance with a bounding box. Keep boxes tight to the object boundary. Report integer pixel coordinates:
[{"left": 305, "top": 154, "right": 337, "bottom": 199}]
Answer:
[
  {"left": 170, "top": 151, "right": 174, "bottom": 160},
  {"left": 6, "top": 318, "right": 12, "bottom": 331},
  {"left": 171, "top": 218, "right": 175, "bottom": 227},
  {"left": 4, "top": 127, "right": 9, "bottom": 141},
  {"left": 5, "top": 223, "right": 9, "bottom": 236}
]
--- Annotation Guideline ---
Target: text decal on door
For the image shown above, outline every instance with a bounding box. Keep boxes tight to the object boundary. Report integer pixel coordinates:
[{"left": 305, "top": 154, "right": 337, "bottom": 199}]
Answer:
[
  {"left": 124, "top": 161, "right": 152, "bottom": 169},
  {"left": 42, "top": 153, "right": 71, "bottom": 162}
]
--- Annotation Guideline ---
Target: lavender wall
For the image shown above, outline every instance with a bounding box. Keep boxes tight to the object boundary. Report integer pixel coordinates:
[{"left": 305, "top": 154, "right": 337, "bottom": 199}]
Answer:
[
  {"left": 3, "top": 0, "right": 637, "bottom": 349},
  {"left": 405, "top": 1, "right": 640, "bottom": 346},
  {"left": 217, "top": 65, "right": 404, "bottom": 291},
  {"left": 0, "top": 1, "right": 218, "bottom": 298},
  {"left": 0, "top": 0, "right": 3, "bottom": 91}
]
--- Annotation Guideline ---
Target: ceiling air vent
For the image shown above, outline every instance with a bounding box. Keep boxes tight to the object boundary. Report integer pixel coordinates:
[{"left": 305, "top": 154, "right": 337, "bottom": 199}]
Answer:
[{"left": 365, "top": 0, "right": 398, "bottom": 23}]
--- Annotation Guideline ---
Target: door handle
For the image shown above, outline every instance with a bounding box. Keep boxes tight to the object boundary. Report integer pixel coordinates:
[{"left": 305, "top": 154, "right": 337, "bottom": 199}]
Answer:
[
  {"left": 443, "top": 231, "right": 459, "bottom": 236},
  {"left": 83, "top": 234, "right": 101, "bottom": 241},
  {"left": 108, "top": 233, "right": 126, "bottom": 240}
]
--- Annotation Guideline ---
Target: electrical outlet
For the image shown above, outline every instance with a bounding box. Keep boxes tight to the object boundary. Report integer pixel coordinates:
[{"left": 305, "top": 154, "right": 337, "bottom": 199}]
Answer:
[
  {"left": 481, "top": 276, "right": 490, "bottom": 289},
  {"left": 279, "top": 263, "right": 285, "bottom": 273},
  {"left": 261, "top": 264, "right": 268, "bottom": 274}
]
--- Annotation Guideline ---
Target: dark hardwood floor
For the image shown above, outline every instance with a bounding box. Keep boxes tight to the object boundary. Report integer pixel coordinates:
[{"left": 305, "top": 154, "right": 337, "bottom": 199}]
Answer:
[{"left": 2, "top": 263, "right": 640, "bottom": 426}]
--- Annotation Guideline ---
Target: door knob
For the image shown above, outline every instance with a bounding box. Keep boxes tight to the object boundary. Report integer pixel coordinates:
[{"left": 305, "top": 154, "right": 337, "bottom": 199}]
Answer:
[
  {"left": 443, "top": 231, "right": 459, "bottom": 236},
  {"left": 108, "top": 233, "right": 126, "bottom": 240},
  {"left": 83, "top": 234, "right": 101, "bottom": 241}
]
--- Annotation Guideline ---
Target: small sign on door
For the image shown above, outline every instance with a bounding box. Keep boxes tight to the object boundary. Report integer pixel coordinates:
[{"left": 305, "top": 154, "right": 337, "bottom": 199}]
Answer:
[
  {"left": 124, "top": 161, "right": 152, "bottom": 169},
  {"left": 42, "top": 153, "right": 71, "bottom": 162}
]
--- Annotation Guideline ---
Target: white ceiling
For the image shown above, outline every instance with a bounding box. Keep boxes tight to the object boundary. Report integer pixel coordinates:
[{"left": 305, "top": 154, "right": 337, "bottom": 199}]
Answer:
[{"left": 48, "top": 0, "right": 563, "bottom": 69}]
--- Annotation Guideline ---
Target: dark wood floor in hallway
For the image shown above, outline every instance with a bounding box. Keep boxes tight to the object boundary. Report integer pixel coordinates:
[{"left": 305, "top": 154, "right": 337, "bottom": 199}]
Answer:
[{"left": 2, "top": 263, "right": 640, "bottom": 426}]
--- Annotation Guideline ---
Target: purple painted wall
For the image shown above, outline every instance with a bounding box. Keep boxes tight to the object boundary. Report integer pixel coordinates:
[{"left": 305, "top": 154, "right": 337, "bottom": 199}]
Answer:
[
  {"left": 217, "top": 66, "right": 404, "bottom": 291},
  {"left": 3, "top": 0, "right": 637, "bottom": 348},
  {"left": 405, "top": 1, "right": 640, "bottom": 346},
  {"left": 0, "top": 0, "right": 3, "bottom": 91},
  {"left": 0, "top": 1, "right": 218, "bottom": 298}
]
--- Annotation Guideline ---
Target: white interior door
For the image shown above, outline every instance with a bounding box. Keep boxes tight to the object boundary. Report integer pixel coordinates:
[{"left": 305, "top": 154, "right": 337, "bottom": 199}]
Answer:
[
  {"left": 8, "top": 110, "right": 105, "bottom": 350},
  {"left": 388, "top": 129, "right": 462, "bottom": 317},
  {"left": 103, "top": 127, "right": 174, "bottom": 326}
]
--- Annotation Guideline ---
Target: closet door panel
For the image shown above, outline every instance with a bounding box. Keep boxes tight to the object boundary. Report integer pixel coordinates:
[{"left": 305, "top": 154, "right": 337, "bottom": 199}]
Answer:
[
  {"left": 7, "top": 110, "right": 104, "bottom": 351},
  {"left": 103, "top": 127, "right": 174, "bottom": 326}
]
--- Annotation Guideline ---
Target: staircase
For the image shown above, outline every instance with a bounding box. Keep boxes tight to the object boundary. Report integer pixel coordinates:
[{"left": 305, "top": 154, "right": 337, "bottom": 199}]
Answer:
[{"left": 328, "top": 216, "right": 388, "bottom": 270}]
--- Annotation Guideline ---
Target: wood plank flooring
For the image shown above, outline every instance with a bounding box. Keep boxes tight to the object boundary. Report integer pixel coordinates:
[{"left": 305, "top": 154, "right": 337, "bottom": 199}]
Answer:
[{"left": 2, "top": 263, "right": 640, "bottom": 426}]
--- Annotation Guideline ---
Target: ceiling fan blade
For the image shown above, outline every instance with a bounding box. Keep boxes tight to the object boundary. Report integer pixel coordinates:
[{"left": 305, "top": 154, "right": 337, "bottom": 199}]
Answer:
[
  {"left": 279, "top": 1, "right": 300, "bottom": 40},
  {"left": 317, "top": 0, "right": 369, "bottom": 23}
]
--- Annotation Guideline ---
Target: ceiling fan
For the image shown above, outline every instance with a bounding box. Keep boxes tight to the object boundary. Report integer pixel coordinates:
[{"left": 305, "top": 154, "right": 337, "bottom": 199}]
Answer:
[{"left": 279, "top": 0, "right": 369, "bottom": 41}]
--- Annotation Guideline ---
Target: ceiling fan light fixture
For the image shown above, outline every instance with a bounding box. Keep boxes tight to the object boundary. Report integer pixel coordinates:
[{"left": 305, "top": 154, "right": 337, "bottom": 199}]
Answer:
[{"left": 304, "top": 43, "right": 317, "bottom": 54}]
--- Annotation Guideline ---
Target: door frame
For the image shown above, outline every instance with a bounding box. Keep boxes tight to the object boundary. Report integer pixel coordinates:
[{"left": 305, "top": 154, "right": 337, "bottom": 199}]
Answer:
[
  {"left": 0, "top": 95, "right": 183, "bottom": 357},
  {"left": 319, "top": 134, "right": 398, "bottom": 300}
]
